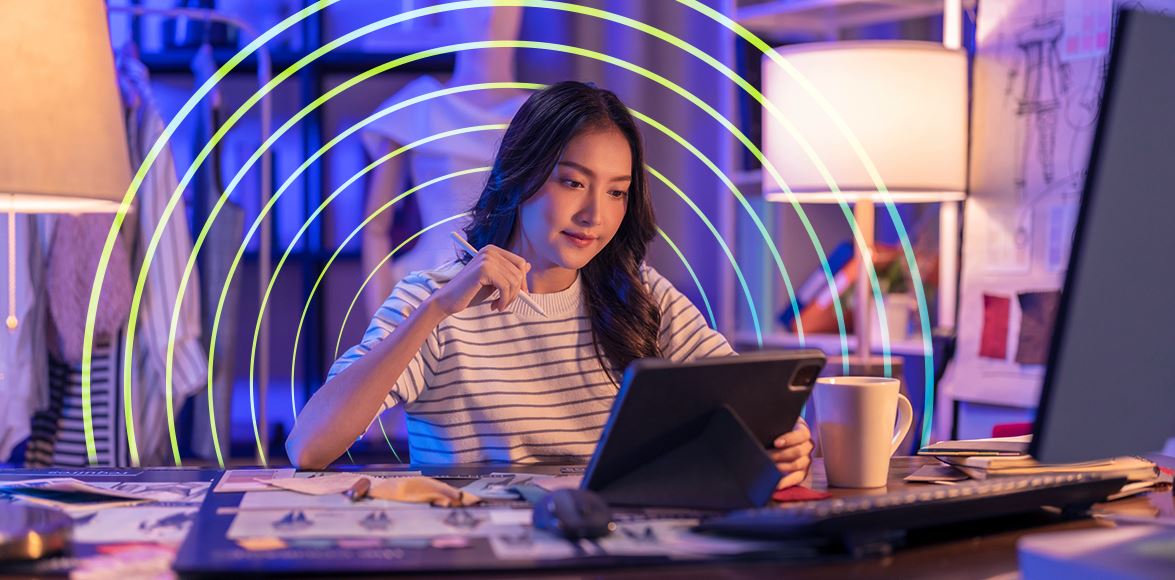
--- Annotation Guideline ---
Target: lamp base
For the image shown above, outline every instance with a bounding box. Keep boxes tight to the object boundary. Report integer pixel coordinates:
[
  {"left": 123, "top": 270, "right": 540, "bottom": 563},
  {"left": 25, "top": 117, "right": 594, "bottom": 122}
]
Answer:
[{"left": 0, "top": 504, "right": 72, "bottom": 561}]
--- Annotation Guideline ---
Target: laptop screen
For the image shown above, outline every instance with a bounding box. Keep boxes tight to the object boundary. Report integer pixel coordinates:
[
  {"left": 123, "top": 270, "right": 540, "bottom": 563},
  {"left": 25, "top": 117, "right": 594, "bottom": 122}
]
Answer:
[{"left": 1031, "top": 8, "right": 1175, "bottom": 463}]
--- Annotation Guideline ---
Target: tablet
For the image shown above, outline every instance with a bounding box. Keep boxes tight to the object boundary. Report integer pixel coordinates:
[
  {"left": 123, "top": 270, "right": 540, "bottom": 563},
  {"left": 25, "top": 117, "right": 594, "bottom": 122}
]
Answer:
[{"left": 582, "top": 349, "right": 826, "bottom": 509}]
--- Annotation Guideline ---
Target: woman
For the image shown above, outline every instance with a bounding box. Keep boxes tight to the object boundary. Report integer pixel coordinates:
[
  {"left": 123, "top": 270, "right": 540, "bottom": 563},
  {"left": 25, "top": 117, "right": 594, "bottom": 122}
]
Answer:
[{"left": 287, "top": 82, "right": 813, "bottom": 487}]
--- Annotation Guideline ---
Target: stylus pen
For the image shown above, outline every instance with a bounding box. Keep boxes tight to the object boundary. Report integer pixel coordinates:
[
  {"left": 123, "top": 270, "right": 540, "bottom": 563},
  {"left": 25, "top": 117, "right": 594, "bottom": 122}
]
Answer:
[{"left": 449, "top": 231, "right": 548, "bottom": 317}]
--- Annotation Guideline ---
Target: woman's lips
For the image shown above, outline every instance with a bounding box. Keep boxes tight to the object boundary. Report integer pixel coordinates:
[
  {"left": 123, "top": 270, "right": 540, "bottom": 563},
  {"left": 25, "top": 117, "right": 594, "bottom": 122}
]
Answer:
[{"left": 561, "top": 231, "right": 597, "bottom": 248}]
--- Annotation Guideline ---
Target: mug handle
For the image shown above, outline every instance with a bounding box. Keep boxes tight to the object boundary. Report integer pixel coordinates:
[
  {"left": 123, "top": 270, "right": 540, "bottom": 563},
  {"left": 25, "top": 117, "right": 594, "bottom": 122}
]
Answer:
[{"left": 889, "top": 393, "right": 914, "bottom": 457}]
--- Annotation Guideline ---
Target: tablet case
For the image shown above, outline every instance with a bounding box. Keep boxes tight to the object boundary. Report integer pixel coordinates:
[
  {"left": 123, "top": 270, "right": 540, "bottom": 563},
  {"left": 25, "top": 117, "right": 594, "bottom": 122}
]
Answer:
[
  {"left": 592, "top": 405, "right": 781, "bottom": 510},
  {"left": 582, "top": 351, "right": 824, "bottom": 511}
]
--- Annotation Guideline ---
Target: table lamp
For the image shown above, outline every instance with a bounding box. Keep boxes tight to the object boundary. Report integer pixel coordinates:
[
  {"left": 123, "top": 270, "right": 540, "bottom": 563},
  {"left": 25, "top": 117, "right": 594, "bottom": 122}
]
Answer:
[
  {"left": 761, "top": 41, "right": 967, "bottom": 368},
  {"left": 0, "top": 2, "right": 131, "bottom": 329}
]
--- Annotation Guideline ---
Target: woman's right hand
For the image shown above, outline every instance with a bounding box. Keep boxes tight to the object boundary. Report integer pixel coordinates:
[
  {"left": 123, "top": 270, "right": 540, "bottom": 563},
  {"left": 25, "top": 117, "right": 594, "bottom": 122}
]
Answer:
[{"left": 427, "top": 244, "right": 531, "bottom": 316}]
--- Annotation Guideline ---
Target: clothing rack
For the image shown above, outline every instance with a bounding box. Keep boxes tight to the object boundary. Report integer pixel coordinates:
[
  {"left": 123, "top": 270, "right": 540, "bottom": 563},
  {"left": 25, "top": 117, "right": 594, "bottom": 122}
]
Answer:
[{"left": 106, "top": 4, "right": 274, "bottom": 465}]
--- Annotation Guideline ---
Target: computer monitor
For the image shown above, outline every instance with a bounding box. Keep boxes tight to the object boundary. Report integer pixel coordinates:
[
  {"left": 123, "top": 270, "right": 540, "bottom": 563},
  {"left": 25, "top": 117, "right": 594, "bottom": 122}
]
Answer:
[{"left": 1031, "top": 8, "right": 1175, "bottom": 463}]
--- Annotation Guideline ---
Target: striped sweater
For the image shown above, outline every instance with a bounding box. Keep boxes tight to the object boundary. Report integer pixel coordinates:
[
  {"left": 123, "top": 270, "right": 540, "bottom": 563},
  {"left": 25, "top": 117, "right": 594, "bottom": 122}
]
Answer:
[{"left": 327, "top": 260, "right": 735, "bottom": 464}]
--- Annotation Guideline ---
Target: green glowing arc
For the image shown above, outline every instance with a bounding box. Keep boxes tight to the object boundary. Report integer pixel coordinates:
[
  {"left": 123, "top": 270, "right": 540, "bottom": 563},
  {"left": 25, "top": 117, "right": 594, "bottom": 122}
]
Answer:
[
  {"left": 676, "top": 0, "right": 937, "bottom": 444},
  {"left": 305, "top": 157, "right": 758, "bottom": 460},
  {"left": 87, "top": 0, "right": 854, "bottom": 464},
  {"left": 329, "top": 214, "right": 720, "bottom": 462},
  {"left": 188, "top": 32, "right": 841, "bottom": 467},
  {"left": 83, "top": 0, "right": 933, "bottom": 466},
  {"left": 107, "top": 1, "right": 841, "bottom": 466},
  {"left": 81, "top": 0, "right": 346, "bottom": 466}
]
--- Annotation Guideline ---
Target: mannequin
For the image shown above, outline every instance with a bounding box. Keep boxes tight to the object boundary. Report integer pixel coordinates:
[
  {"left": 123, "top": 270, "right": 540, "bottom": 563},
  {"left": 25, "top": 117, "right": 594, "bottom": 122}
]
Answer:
[{"left": 361, "top": 7, "right": 530, "bottom": 317}]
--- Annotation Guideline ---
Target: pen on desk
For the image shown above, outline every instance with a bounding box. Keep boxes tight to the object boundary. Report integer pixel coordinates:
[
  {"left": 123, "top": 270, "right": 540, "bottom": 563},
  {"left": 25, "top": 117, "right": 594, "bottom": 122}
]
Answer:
[
  {"left": 345, "top": 477, "right": 371, "bottom": 502},
  {"left": 449, "top": 231, "right": 547, "bottom": 317}
]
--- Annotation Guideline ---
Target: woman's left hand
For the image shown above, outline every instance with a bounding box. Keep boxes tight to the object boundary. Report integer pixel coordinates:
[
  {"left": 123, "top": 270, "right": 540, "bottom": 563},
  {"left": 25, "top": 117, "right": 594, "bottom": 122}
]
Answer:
[{"left": 771, "top": 417, "right": 814, "bottom": 489}]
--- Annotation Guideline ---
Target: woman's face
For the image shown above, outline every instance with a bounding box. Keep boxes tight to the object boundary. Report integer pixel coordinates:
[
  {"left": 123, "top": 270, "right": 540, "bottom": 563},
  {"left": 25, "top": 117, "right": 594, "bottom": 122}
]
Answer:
[{"left": 514, "top": 126, "right": 632, "bottom": 273}]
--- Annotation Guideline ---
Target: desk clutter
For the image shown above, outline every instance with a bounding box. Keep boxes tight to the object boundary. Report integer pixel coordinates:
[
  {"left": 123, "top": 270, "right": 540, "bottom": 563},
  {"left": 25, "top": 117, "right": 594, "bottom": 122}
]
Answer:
[
  {"left": 3, "top": 458, "right": 1171, "bottom": 577},
  {"left": 914, "top": 435, "right": 1171, "bottom": 499},
  {"left": 0, "top": 467, "right": 815, "bottom": 577}
]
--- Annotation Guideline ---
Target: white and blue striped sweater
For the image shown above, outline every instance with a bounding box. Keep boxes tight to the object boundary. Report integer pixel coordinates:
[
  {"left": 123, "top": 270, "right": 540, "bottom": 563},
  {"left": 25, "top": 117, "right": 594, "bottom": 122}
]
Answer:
[{"left": 327, "top": 261, "right": 734, "bottom": 464}]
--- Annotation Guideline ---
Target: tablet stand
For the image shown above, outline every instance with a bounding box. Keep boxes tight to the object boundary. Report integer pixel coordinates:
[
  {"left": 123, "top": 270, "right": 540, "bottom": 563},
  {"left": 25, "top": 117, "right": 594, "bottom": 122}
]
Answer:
[{"left": 593, "top": 405, "right": 782, "bottom": 510}]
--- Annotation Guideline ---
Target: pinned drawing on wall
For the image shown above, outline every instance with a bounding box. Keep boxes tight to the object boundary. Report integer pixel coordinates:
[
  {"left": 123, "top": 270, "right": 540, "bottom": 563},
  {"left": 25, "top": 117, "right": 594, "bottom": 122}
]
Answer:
[
  {"left": 1063, "top": 0, "right": 1115, "bottom": 61},
  {"left": 1008, "top": 6, "right": 1071, "bottom": 200},
  {"left": 1046, "top": 202, "right": 1080, "bottom": 271},
  {"left": 1015, "top": 290, "right": 1063, "bottom": 365},
  {"left": 939, "top": 0, "right": 1175, "bottom": 423},
  {"left": 983, "top": 208, "right": 1034, "bottom": 273}
]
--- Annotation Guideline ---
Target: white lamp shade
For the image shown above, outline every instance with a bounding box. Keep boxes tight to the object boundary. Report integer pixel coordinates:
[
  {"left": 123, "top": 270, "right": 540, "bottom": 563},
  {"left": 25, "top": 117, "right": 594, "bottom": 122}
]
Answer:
[
  {"left": 0, "top": 1, "right": 130, "bottom": 213},
  {"left": 762, "top": 41, "right": 968, "bottom": 203}
]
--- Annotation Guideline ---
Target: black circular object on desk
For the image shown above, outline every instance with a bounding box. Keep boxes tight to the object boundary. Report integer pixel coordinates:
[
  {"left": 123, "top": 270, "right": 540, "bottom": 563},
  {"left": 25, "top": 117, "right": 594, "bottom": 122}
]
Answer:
[{"left": 0, "top": 504, "right": 72, "bottom": 561}]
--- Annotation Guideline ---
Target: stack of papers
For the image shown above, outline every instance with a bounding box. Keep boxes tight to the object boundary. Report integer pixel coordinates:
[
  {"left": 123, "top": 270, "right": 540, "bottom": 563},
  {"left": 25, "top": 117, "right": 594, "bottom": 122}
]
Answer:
[
  {"left": 912, "top": 436, "right": 1164, "bottom": 496},
  {"left": 0, "top": 478, "right": 153, "bottom": 512},
  {"left": 919, "top": 434, "right": 1032, "bottom": 457},
  {"left": 938, "top": 455, "right": 1159, "bottom": 481}
]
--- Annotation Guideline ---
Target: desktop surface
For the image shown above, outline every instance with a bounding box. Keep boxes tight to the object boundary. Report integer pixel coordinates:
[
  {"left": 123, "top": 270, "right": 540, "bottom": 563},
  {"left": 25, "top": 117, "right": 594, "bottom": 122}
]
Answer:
[{"left": 1, "top": 457, "right": 1169, "bottom": 579}]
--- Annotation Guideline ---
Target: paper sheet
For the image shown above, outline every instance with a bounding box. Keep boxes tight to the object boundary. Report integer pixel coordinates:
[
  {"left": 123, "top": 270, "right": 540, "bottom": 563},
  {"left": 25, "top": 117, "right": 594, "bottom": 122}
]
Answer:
[
  {"left": 72, "top": 506, "right": 199, "bottom": 544},
  {"left": 214, "top": 469, "right": 296, "bottom": 492},
  {"left": 265, "top": 473, "right": 368, "bottom": 495},
  {"left": 486, "top": 520, "right": 796, "bottom": 561},
  {"left": 486, "top": 525, "right": 580, "bottom": 560},
  {"left": 1046, "top": 202, "right": 1079, "bottom": 272},
  {"left": 238, "top": 489, "right": 427, "bottom": 511},
  {"left": 532, "top": 475, "right": 583, "bottom": 492},
  {"left": 0, "top": 478, "right": 151, "bottom": 512},
  {"left": 264, "top": 472, "right": 426, "bottom": 497},
  {"left": 1062, "top": 0, "right": 1113, "bottom": 61},
  {"left": 90, "top": 481, "right": 210, "bottom": 505},
  {"left": 226, "top": 507, "right": 521, "bottom": 539}
]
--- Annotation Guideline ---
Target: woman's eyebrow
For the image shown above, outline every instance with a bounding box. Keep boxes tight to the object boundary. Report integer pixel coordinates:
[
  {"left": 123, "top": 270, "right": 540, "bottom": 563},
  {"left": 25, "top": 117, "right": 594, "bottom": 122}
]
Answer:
[{"left": 557, "top": 160, "right": 632, "bottom": 183}]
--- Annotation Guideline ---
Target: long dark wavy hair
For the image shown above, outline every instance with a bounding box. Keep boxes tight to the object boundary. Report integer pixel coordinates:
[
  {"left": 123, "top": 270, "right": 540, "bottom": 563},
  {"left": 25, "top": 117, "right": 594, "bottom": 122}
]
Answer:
[{"left": 462, "top": 81, "right": 661, "bottom": 378}]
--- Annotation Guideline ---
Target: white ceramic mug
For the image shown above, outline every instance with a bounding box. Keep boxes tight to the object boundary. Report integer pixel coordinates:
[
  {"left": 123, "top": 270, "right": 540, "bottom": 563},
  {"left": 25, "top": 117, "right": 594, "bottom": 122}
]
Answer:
[{"left": 813, "top": 376, "right": 913, "bottom": 488}]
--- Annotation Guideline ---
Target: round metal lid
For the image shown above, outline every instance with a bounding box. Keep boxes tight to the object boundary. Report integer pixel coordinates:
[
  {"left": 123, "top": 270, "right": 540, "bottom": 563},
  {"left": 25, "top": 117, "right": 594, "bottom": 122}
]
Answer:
[{"left": 0, "top": 503, "right": 73, "bottom": 561}]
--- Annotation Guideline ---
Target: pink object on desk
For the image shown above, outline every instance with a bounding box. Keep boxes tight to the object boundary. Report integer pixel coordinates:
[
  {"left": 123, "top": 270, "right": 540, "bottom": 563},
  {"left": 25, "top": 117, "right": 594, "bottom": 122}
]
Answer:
[
  {"left": 771, "top": 486, "right": 832, "bottom": 503},
  {"left": 991, "top": 422, "right": 1034, "bottom": 438}
]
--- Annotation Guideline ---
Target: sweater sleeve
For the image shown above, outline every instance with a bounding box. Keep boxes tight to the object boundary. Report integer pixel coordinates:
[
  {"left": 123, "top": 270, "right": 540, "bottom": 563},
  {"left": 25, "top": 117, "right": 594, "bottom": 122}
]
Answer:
[
  {"left": 642, "top": 264, "right": 736, "bottom": 362},
  {"left": 325, "top": 271, "right": 443, "bottom": 414}
]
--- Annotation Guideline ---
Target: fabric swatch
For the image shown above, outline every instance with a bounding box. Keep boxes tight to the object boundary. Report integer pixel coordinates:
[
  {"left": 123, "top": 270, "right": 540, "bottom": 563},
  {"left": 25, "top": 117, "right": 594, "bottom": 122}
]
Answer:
[
  {"left": 980, "top": 293, "right": 1012, "bottom": 359},
  {"left": 1016, "top": 290, "right": 1062, "bottom": 365}
]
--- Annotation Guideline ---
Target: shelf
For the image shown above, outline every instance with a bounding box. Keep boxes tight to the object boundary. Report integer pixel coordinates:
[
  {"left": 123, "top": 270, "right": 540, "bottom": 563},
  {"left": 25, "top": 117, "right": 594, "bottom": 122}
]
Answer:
[
  {"left": 735, "top": 0, "right": 974, "bottom": 39},
  {"left": 734, "top": 331, "right": 931, "bottom": 356},
  {"left": 139, "top": 47, "right": 454, "bottom": 74}
]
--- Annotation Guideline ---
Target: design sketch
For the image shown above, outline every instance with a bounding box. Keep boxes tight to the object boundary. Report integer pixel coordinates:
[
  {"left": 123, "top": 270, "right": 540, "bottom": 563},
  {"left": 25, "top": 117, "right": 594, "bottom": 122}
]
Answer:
[
  {"left": 272, "top": 510, "right": 313, "bottom": 532},
  {"left": 496, "top": 528, "right": 535, "bottom": 547},
  {"left": 442, "top": 508, "right": 485, "bottom": 530},
  {"left": 359, "top": 511, "right": 393, "bottom": 531},
  {"left": 619, "top": 525, "right": 659, "bottom": 544},
  {"left": 1006, "top": 11, "right": 1071, "bottom": 201},
  {"left": 138, "top": 510, "right": 198, "bottom": 534},
  {"left": 107, "top": 481, "right": 210, "bottom": 504}
]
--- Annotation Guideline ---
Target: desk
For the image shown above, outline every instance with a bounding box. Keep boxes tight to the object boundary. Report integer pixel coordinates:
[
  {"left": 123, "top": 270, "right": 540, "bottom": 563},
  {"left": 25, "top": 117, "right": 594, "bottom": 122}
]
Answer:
[{"left": 1, "top": 457, "right": 1169, "bottom": 578}]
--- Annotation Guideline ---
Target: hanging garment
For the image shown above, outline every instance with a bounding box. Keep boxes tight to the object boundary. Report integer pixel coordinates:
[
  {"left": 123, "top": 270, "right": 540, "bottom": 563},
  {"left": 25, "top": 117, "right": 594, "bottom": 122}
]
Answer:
[
  {"left": 26, "top": 331, "right": 130, "bottom": 467},
  {"left": 119, "top": 46, "right": 209, "bottom": 466},
  {"left": 188, "top": 43, "right": 244, "bottom": 462},
  {"left": 0, "top": 214, "right": 48, "bottom": 463},
  {"left": 45, "top": 214, "right": 133, "bottom": 364},
  {"left": 25, "top": 47, "right": 208, "bottom": 468}
]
